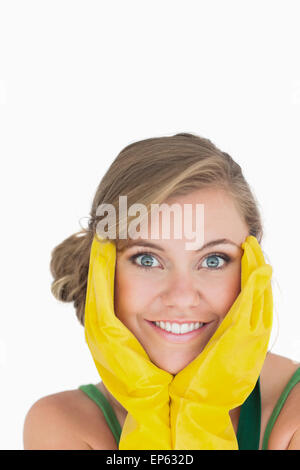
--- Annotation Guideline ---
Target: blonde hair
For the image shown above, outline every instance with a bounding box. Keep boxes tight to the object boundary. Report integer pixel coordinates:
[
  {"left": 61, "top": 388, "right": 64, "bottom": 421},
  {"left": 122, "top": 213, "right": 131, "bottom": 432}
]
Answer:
[{"left": 50, "top": 132, "right": 263, "bottom": 326}]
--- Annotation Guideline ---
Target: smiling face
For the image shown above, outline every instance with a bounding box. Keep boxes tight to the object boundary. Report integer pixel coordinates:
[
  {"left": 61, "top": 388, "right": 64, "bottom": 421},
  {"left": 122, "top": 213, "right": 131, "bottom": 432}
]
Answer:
[{"left": 114, "top": 187, "right": 249, "bottom": 375}]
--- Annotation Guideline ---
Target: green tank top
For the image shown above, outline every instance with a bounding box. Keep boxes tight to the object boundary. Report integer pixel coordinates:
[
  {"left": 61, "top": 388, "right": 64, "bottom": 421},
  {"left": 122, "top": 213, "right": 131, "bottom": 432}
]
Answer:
[{"left": 79, "top": 366, "right": 300, "bottom": 450}]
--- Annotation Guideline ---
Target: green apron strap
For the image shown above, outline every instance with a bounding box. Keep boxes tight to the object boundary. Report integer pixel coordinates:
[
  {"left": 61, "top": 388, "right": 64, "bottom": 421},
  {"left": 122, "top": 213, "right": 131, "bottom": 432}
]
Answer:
[{"left": 236, "top": 377, "right": 261, "bottom": 450}]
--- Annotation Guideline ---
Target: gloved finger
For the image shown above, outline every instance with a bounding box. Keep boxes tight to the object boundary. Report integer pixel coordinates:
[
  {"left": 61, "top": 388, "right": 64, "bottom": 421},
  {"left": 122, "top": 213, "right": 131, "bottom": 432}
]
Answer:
[
  {"left": 263, "top": 281, "right": 273, "bottom": 330},
  {"left": 249, "top": 266, "right": 273, "bottom": 332},
  {"left": 241, "top": 235, "right": 267, "bottom": 290}
]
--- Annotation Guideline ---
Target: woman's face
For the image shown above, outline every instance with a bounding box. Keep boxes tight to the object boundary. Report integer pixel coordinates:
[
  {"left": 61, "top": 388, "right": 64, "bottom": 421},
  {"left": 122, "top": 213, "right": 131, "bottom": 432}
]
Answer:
[{"left": 114, "top": 188, "right": 249, "bottom": 375}]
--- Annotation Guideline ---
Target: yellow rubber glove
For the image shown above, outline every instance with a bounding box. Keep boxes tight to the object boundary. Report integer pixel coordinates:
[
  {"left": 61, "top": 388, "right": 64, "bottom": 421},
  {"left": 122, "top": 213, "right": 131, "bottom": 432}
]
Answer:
[
  {"left": 169, "top": 235, "right": 273, "bottom": 449},
  {"left": 84, "top": 235, "right": 173, "bottom": 450}
]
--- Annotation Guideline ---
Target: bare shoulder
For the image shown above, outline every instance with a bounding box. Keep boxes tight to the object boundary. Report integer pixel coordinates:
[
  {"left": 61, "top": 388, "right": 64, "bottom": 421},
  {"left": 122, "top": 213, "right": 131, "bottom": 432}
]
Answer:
[
  {"left": 260, "top": 352, "right": 300, "bottom": 450},
  {"left": 23, "top": 387, "right": 118, "bottom": 450}
]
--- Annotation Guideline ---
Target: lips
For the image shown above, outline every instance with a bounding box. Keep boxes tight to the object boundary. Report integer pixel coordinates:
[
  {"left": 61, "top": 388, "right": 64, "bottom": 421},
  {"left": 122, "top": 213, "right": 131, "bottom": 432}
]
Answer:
[
  {"left": 147, "top": 319, "right": 209, "bottom": 324},
  {"left": 145, "top": 319, "right": 211, "bottom": 344},
  {"left": 151, "top": 321, "right": 204, "bottom": 333}
]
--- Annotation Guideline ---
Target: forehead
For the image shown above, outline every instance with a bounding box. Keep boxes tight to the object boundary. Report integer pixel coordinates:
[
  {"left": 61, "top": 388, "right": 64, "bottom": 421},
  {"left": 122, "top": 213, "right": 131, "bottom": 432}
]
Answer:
[
  {"left": 172, "top": 187, "right": 245, "bottom": 236},
  {"left": 117, "top": 188, "right": 249, "bottom": 251}
]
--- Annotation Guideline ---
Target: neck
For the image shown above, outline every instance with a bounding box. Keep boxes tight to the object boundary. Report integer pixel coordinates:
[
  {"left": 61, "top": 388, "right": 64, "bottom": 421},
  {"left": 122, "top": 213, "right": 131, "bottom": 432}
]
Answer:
[{"left": 97, "top": 381, "right": 128, "bottom": 417}]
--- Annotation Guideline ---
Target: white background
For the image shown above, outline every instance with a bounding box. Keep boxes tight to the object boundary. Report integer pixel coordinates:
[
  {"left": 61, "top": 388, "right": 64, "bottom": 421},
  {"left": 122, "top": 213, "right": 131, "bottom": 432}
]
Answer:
[{"left": 1, "top": 0, "right": 300, "bottom": 450}]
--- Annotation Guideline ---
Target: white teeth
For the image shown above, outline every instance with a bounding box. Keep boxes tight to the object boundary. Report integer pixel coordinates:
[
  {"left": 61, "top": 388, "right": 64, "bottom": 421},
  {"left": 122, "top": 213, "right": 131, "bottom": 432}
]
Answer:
[{"left": 154, "top": 321, "right": 204, "bottom": 334}]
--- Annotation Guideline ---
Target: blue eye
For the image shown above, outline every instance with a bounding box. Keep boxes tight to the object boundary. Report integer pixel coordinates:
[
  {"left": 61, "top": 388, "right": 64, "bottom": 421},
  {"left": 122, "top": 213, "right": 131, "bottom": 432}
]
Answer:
[
  {"left": 130, "top": 252, "right": 160, "bottom": 271},
  {"left": 202, "top": 254, "right": 228, "bottom": 269},
  {"left": 129, "top": 251, "right": 231, "bottom": 271}
]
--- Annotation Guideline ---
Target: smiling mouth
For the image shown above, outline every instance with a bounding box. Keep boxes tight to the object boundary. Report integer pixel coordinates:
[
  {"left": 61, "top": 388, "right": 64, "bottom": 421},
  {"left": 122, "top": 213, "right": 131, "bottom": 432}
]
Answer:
[{"left": 146, "top": 319, "right": 211, "bottom": 340}]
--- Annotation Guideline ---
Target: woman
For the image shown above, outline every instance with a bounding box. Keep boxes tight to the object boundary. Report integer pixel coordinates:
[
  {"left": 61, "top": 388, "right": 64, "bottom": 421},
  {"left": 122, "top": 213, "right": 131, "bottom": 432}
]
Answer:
[{"left": 23, "top": 133, "right": 300, "bottom": 450}]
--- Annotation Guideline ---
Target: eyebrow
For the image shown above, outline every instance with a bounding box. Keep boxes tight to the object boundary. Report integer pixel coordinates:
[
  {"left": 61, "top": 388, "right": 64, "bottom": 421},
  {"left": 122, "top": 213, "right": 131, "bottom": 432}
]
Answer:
[{"left": 120, "top": 238, "right": 240, "bottom": 253}]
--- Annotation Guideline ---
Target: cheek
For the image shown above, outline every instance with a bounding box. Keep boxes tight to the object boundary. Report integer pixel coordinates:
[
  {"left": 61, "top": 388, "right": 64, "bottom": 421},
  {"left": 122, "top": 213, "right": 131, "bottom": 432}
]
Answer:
[
  {"left": 212, "top": 267, "right": 242, "bottom": 318},
  {"left": 114, "top": 266, "right": 157, "bottom": 318}
]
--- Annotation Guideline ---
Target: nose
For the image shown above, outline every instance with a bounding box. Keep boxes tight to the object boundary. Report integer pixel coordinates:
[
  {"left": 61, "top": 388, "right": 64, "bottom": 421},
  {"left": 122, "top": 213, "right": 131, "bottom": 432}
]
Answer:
[{"left": 161, "top": 271, "right": 200, "bottom": 311}]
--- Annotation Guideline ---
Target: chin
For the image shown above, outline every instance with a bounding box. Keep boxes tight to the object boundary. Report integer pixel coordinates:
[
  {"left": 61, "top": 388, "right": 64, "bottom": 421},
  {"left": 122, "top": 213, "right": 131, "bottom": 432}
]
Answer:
[
  {"left": 156, "top": 363, "right": 180, "bottom": 375},
  {"left": 151, "top": 358, "right": 193, "bottom": 375}
]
